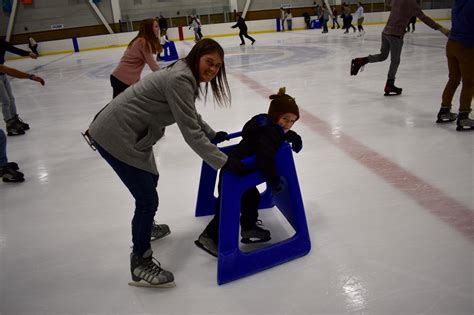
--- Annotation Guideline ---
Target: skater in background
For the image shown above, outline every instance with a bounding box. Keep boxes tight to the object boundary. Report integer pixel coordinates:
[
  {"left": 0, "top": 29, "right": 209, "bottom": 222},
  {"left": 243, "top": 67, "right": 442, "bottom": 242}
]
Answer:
[
  {"left": 303, "top": 12, "right": 311, "bottom": 29},
  {"left": 28, "top": 36, "right": 39, "bottom": 55},
  {"left": 321, "top": 5, "right": 330, "bottom": 33},
  {"left": 286, "top": 9, "right": 293, "bottom": 31},
  {"left": 231, "top": 12, "right": 256, "bottom": 46},
  {"left": 280, "top": 7, "right": 286, "bottom": 32},
  {"left": 0, "top": 64, "right": 45, "bottom": 183},
  {"left": 436, "top": 0, "right": 473, "bottom": 131},
  {"left": 406, "top": 16, "right": 416, "bottom": 32},
  {"left": 158, "top": 15, "right": 168, "bottom": 39},
  {"left": 350, "top": 0, "right": 450, "bottom": 96},
  {"left": 331, "top": 6, "right": 340, "bottom": 29},
  {"left": 0, "top": 39, "right": 38, "bottom": 136},
  {"left": 195, "top": 87, "right": 303, "bottom": 257},
  {"left": 342, "top": 3, "right": 356, "bottom": 33},
  {"left": 189, "top": 15, "right": 203, "bottom": 42},
  {"left": 110, "top": 18, "right": 162, "bottom": 98},
  {"left": 354, "top": 2, "right": 365, "bottom": 36},
  {"left": 83, "top": 38, "right": 245, "bottom": 288}
]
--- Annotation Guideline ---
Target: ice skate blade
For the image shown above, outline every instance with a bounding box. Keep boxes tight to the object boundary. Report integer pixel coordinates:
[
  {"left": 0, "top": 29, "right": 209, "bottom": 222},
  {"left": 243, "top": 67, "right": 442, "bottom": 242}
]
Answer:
[
  {"left": 241, "top": 237, "right": 271, "bottom": 244},
  {"left": 194, "top": 240, "right": 218, "bottom": 257},
  {"left": 150, "top": 230, "right": 171, "bottom": 242},
  {"left": 436, "top": 118, "right": 456, "bottom": 123},
  {"left": 128, "top": 280, "right": 176, "bottom": 288},
  {"left": 456, "top": 126, "right": 474, "bottom": 132},
  {"left": 384, "top": 92, "right": 402, "bottom": 96}
]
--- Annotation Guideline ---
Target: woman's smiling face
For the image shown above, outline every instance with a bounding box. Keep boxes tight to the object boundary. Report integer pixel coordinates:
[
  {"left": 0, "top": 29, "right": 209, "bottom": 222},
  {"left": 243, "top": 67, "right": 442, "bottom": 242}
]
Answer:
[{"left": 198, "top": 52, "right": 222, "bottom": 83}]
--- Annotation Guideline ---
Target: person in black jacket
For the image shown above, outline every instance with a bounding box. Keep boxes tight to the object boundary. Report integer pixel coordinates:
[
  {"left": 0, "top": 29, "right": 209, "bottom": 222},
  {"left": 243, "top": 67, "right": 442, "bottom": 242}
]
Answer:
[
  {"left": 158, "top": 15, "right": 168, "bottom": 39},
  {"left": 0, "top": 39, "right": 38, "bottom": 136},
  {"left": 231, "top": 12, "right": 256, "bottom": 46},
  {"left": 195, "top": 87, "right": 303, "bottom": 257}
]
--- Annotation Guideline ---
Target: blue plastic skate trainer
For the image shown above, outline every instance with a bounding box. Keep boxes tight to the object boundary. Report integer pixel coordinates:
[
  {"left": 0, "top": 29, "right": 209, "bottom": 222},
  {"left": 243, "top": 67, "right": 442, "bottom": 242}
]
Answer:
[
  {"left": 195, "top": 132, "right": 311, "bottom": 285},
  {"left": 163, "top": 41, "right": 179, "bottom": 61}
]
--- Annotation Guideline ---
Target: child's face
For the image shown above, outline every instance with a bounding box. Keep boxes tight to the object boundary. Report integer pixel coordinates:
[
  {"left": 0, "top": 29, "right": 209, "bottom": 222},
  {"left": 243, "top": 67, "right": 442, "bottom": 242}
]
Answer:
[{"left": 277, "top": 113, "right": 298, "bottom": 133}]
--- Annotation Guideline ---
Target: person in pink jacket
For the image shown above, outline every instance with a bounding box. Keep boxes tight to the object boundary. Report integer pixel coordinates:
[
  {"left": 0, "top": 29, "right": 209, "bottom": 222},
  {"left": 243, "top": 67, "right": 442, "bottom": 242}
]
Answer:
[
  {"left": 350, "top": 0, "right": 449, "bottom": 96},
  {"left": 110, "top": 18, "right": 162, "bottom": 98}
]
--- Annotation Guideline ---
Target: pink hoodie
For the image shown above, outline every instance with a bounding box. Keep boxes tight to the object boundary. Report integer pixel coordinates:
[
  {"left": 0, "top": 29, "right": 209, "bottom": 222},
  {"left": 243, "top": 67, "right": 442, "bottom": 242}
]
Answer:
[
  {"left": 112, "top": 37, "right": 160, "bottom": 86},
  {"left": 383, "top": 0, "right": 439, "bottom": 37}
]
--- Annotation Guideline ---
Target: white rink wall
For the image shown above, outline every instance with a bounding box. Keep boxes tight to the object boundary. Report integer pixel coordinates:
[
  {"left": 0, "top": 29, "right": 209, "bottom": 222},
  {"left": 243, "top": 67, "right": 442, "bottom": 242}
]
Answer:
[{"left": 6, "top": 9, "right": 451, "bottom": 57}]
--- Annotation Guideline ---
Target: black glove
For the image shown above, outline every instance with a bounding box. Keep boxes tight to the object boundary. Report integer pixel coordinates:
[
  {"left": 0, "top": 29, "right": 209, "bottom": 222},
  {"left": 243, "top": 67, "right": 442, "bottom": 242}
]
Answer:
[
  {"left": 223, "top": 157, "right": 246, "bottom": 175},
  {"left": 285, "top": 130, "right": 303, "bottom": 153},
  {"left": 268, "top": 176, "right": 286, "bottom": 196},
  {"left": 212, "top": 131, "right": 229, "bottom": 144}
]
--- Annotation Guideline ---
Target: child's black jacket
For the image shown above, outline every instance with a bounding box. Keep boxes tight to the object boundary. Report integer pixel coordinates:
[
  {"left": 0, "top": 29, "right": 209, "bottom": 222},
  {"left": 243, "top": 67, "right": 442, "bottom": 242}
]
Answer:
[{"left": 228, "top": 114, "right": 285, "bottom": 183}]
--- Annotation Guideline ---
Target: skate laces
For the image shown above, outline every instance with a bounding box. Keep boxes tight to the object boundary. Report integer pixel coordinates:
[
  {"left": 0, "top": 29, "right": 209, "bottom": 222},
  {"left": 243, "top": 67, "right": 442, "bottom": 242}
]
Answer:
[{"left": 142, "top": 256, "right": 164, "bottom": 278}]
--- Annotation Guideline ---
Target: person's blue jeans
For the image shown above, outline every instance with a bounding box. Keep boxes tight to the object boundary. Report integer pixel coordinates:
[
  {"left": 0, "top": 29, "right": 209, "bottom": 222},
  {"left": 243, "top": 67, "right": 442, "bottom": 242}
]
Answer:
[
  {"left": 0, "top": 128, "right": 7, "bottom": 166},
  {"left": 0, "top": 74, "right": 18, "bottom": 122},
  {"left": 95, "top": 143, "right": 159, "bottom": 256}
]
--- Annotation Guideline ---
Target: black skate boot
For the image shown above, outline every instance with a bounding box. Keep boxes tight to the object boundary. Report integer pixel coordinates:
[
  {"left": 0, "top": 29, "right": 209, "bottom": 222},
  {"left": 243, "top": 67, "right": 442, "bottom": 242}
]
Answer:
[
  {"left": 436, "top": 106, "right": 458, "bottom": 123},
  {"left": 151, "top": 221, "right": 171, "bottom": 241},
  {"left": 6, "top": 119, "right": 25, "bottom": 136},
  {"left": 13, "top": 115, "right": 30, "bottom": 130},
  {"left": 350, "top": 57, "right": 368, "bottom": 76},
  {"left": 129, "top": 249, "right": 175, "bottom": 288},
  {"left": 456, "top": 111, "right": 474, "bottom": 132},
  {"left": 0, "top": 163, "right": 24, "bottom": 183},
  {"left": 241, "top": 220, "right": 271, "bottom": 244},
  {"left": 384, "top": 82, "right": 402, "bottom": 96},
  {"left": 194, "top": 230, "right": 218, "bottom": 257}
]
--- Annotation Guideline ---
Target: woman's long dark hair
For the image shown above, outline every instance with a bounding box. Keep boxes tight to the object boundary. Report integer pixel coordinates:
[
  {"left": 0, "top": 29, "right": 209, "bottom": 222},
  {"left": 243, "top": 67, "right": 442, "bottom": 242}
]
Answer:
[
  {"left": 129, "top": 18, "right": 162, "bottom": 54},
  {"left": 184, "top": 38, "right": 231, "bottom": 107}
]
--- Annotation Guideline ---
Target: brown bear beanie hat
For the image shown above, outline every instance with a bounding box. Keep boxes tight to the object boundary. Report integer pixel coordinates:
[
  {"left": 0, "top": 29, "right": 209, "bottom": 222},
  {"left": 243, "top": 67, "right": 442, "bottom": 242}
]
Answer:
[{"left": 267, "top": 87, "right": 300, "bottom": 123}]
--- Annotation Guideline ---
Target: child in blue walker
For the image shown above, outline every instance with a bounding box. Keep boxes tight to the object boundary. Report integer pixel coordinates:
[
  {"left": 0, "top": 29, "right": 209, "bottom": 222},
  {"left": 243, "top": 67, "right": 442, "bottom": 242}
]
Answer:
[{"left": 195, "top": 87, "right": 303, "bottom": 257}]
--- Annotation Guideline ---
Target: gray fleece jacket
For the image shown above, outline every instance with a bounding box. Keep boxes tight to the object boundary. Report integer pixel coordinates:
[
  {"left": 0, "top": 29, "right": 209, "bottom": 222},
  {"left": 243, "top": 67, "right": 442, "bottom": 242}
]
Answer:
[{"left": 88, "top": 59, "right": 228, "bottom": 175}]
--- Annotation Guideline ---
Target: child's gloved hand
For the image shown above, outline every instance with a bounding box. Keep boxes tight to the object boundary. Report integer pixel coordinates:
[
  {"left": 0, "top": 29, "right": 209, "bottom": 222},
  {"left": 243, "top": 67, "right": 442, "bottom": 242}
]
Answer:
[
  {"left": 223, "top": 157, "right": 246, "bottom": 175},
  {"left": 268, "top": 176, "right": 286, "bottom": 196},
  {"left": 285, "top": 130, "right": 303, "bottom": 153},
  {"left": 212, "top": 131, "right": 229, "bottom": 144}
]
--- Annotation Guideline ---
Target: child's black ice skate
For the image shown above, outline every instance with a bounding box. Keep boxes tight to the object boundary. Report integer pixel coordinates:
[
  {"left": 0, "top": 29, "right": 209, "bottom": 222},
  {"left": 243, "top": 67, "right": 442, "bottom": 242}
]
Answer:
[
  {"left": 241, "top": 221, "right": 271, "bottom": 244},
  {"left": 436, "top": 106, "right": 458, "bottom": 123},
  {"left": 129, "top": 249, "right": 175, "bottom": 288},
  {"left": 194, "top": 231, "right": 218, "bottom": 257},
  {"left": 456, "top": 112, "right": 474, "bottom": 132},
  {"left": 350, "top": 57, "right": 368, "bottom": 76},
  {"left": 384, "top": 83, "right": 402, "bottom": 96},
  {"left": 150, "top": 221, "right": 171, "bottom": 241}
]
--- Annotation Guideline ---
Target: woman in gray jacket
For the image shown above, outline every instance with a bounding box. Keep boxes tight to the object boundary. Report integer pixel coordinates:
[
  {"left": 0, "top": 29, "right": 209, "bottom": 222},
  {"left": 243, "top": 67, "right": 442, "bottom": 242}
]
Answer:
[{"left": 83, "top": 38, "right": 244, "bottom": 288}]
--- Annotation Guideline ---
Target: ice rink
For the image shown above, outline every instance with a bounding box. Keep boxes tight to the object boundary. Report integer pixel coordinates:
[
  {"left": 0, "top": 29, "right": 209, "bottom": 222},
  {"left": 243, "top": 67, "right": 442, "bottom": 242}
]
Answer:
[{"left": 1, "top": 20, "right": 473, "bottom": 315}]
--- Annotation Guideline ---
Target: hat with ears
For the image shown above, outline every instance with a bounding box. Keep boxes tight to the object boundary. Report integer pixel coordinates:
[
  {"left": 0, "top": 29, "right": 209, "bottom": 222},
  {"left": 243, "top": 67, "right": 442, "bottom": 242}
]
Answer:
[{"left": 268, "top": 87, "right": 300, "bottom": 123}]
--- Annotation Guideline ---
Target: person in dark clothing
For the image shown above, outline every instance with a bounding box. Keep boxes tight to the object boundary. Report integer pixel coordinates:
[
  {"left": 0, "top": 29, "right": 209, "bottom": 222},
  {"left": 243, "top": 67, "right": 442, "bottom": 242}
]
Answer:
[
  {"left": 302, "top": 12, "right": 311, "bottom": 29},
  {"left": 436, "top": 0, "right": 473, "bottom": 131},
  {"left": 331, "top": 6, "right": 341, "bottom": 29},
  {"left": 231, "top": 12, "right": 256, "bottom": 46},
  {"left": 195, "top": 87, "right": 303, "bottom": 257},
  {"left": 0, "top": 39, "right": 38, "bottom": 136},
  {"left": 158, "top": 15, "right": 168, "bottom": 38},
  {"left": 406, "top": 16, "right": 416, "bottom": 32},
  {"left": 342, "top": 3, "right": 356, "bottom": 33}
]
